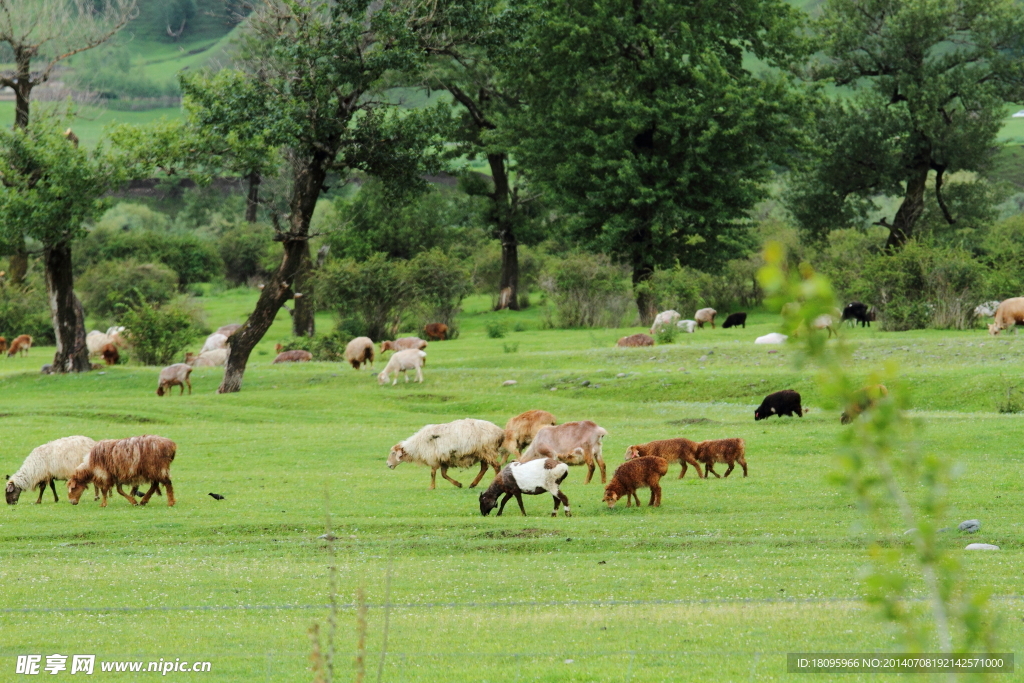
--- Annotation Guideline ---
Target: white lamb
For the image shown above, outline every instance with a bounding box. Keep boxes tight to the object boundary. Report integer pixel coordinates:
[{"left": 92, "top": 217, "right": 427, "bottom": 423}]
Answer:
[
  {"left": 754, "top": 332, "right": 788, "bottom": 344},
  {"left": 386, "top": 418, "right": 504, "bottom": 489},
  {"left": 5, "top": 436, "right": 97, "bottom": 505},
  {"left": 676, "top": 319, "right": 697, "bottom": 333},
  {"left": 378, "top": 349, "right": 426, "bottom": 385},
  {"left": 86, "top": 331, "right": 112, "bottom": 355},
  {"left": 200, "top": 333, "right": 229, "bottom": 354},
  {"left": 649, "top": 310, "right": 681, "bottom": 335}
]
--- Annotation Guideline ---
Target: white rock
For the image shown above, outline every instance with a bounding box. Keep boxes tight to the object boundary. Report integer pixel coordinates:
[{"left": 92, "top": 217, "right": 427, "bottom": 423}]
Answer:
[
  {"left": 755, "top": 333, "right": 788, "bottom": 345},
  {"left": 676, "top": 320, "right": 697, "bottom": 333},
  {"left": 616, "top": 373, "right": 627, "bottom": 378},
  {"left": 502, "top": 380, "right": 517, "bottom": 386},
  {"left": 965, "top": 543, "right": 999, "bottom": 550}
]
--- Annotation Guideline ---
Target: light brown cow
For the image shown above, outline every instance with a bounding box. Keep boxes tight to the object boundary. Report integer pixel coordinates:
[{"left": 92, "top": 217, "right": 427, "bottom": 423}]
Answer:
[{"left": 518, "top": 420, "right": 608, "bottom": 484}]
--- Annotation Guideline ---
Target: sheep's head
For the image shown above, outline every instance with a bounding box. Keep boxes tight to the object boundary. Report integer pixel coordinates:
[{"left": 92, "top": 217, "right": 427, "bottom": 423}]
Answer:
[
  {"left": 156, "top": 384, "right": 166, "bottom": 397},
  {"left": 377, "top": 370, "right": 390, "bottom": 385},
  {"left": 988, "top": 323, "right": 1002, "bottom": 335},
  {"left": 602, "top": 490, "right": 619, "bottom": 508},
  {"left": 386, "top": 445, "right": 407, "bottom": 469},
  {"left": 66, "top": 477, "right": 89, "bottom": 505},
  {"left": 624, "top": 445, "right": 640, "bottom": 460},
  {"left": 381, "top": 341, "right": 394, "bottom": 352},
  {"left": 479, "top": 490, "right": 499, "bottom": 516},
  {"left": 5, "top": 479, "right": 21, "bottom": 505},
  {"left": 754, "top": 409, "right": 765, "bottom": 421}
]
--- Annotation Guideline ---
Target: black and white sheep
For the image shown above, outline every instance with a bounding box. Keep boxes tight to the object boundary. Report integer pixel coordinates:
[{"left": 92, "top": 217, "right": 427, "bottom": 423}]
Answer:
[
  {"left": 754, "top": 390, "right": 804, "bottom": 420},
  {"left": 6, "top": 436, "right": 97, "bottom": 504},
  {"left": 387, "top": 418, "right": 503, "bottom": 489},
  {"left": 479, "top": 458, "right": 571, "bottom": 517}
]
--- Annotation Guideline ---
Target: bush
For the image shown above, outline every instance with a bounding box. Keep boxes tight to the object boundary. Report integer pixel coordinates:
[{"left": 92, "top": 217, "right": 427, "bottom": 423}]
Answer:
[
  {"left": 486, "top": 320, "right": 508, "bottom": 338},
  {"left": 654, "top": 326, "right": 676, "bottom": 344},
  {"left": 78, "top": 227, "right": 223, "bottom": 285},
  {"left": 120, "top": 298, "right": 204, "bottom": 366},
  {"left": 539, "top": 253, "right": 634, "bottom": 328},
  {"left": 409, "top": 248, "right": 472, "bottom": 328},
  {"left": 78, "top": 260, "right": 178, "bottom": 320},
  {"left": 218, "top": 222, "right": 278, "bottom": 286},
  {"left": 503, "top": 342, "right": 519, "bottom": 353},
  {"left": 277, "top": 330, "right": 353, "bottom": 362},
  {"left": 640, "top": 265, "right": 707, "bottom": 317},
  {"left": 0, "top": 275, "right": 55, "bottom": 344},
  {"left": 471, "top": 241, "right": 546, "bottom": 300},
  {"left": 316, "top": 254, "right": 416, "bottom": 340}
]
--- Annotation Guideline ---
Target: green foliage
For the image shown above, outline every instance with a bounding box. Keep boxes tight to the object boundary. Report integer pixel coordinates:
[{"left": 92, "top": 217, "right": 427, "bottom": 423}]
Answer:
[
  {"left": 65, "top": 43, "right": 174, "bottom": 99},
  {"left": 502, "top": 342, "right": 519, "bottom": 353},
  {"left": 408, "top": 248, "right": 472, "bottom": 328},
  {"left": 471, "top": 241, "right": 546, "bottom": 298},
  {"left": 979, "top": 215, "right": 1024, "bottom": 299},
  {"left": 77, "top": 224, "right": 223, "bottom": 285},
  {"left": 78, "top": 259, "right": 179, "bottom": 320},
  {"left": 654, "top": 327, "right": 676, "bottom": 345},
  {"left": 316, "top": 254, "right": 416, "bottom": 340},
  {"left": 119, "top": 297, "right": 203, "bottom": 366},
  {"left": 217, "top": 222, "right": 277, "bottom": 286},
  {"left": 485, "top": 320, "right": 507, "bottom": 338},
  {"left": 508, "top": 0, "right": 808, "bottom": 284},
  {"left": 540, "top": 253, "right": 633, "bottom": 328},
  {"left": 640, "top": 266, "right": 707, "bottom": 319},
  {"left": 0, "top": 276, "right": 54, "bottom": 344},
  {"left": 276, "top": 330, "right": 353, "bottom": 362}
]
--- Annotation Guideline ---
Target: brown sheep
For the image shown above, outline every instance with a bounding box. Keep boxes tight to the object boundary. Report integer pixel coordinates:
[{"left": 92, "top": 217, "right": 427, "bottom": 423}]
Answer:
[
  {"left": 694, "top": 308, "right": 717, "bottom": 329},
  {"left": 625, "top": 438, "right": 703, "bottom": 479},
  {"left": 502, "top": 410, "right": 557, "bottom": 463},
  {"left": 989, "top": 298, "right": 1024, "bottom": 335},
  {"left": 424, "top": 323, "right": 448, "bottom": 341},
  {"left": 695, "top": 438, "right": 747, "bottom": 478},
  {"left": 273, "top": 350, "right": 313, "bottom": 363},
  {"left": 157, "top": 363, "right": 192, "bottom": 396},
  {"left": 67, "top": 435, "right": 177, "bottom": 507},
  {"left": 616, "top": 333, "right": 654, "bottom": 348},
  {"left": 840, "top": 384, "right": 889, "bottom": 424},
  {"left": 100, "top": 343, "right": 120, "bottom": 366},
  {"left": 603, "top": 456, "right": 669, "bottom": 508},
  {"left": 7, "top": 334, "right": 32, "bottom": 357},
  {"left": 519, "top": 420, "right": 608, "bottom": 484}
]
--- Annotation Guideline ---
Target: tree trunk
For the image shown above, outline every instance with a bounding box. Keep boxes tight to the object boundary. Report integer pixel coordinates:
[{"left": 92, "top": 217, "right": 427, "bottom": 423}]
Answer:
[
  {"left": 488, "top": 153, "right": 520, "bottom": 311},
  {"left": 633, "top": 264, "right": 656, "bottom": 327},
  {"left": 885, "top": 164, "right": 930, "bottom": 250},
  {"left": 245, "top": 171, "right": 261, "bottom": 223},
  {"left": 44, "top": 243, "right": 90, "bottom": 373},
  {"left": 219, "top": 159, "right": 327, "bottom": 393},
  {"left": 292, "top": 240, "right": 316, "bottom": 337},
  {"left": 8, "top": 246, "right": 28, "bottom": 285},
  {"left": 13, "top": 51, "right": 32, "bottom": 129}
]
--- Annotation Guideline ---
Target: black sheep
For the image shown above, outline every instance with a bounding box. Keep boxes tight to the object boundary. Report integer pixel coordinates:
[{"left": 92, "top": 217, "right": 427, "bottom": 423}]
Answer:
[
  {"left": 842, "top": 302, "right": 872, "bottom": 327},
  {"left": 754, "top": 390, "right": 803, "bottom": 420},
  {"left": 721, "top": 312, "right": 747, "bottom": 329}
]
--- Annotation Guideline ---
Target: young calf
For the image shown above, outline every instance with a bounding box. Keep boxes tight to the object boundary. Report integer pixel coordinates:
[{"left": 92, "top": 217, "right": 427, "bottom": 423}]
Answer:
[
  {"left": 625, "top": 438, "right": 703, "bottom": 478},
  {"left": 603, "top": 456, "right": 669, "bottom": 508},
  {"left": 479, "top": 458, "right": 571, "bottom": 517}
]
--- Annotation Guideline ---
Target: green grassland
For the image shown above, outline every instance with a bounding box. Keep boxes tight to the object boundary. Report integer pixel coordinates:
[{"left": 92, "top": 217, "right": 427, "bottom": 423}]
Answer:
[{"left": 1, "top": 291, "right": 1022, "bottom": 681}]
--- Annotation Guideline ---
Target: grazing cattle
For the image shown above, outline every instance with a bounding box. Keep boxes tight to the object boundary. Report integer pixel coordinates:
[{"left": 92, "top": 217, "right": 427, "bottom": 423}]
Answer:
[
  {"left": 755, "top": 390, "right": 803, "bottom": 420},
  {"left": 721, "top": 312, "right": 747, "bottom": 329},
  {"left": 603, "top": 456, "right": 669, "bottom": 508},
  {"left": 424, "top": 323, "right": 448, "bottom": 341},
  {"left": 479, "top": 458, "right": 571, "bottom": 517},
  {"left": 616, "top": 333, "right": 654, "bottom": 348},
  {"left": 519, "top": 420, "right": 608, "bottom": 484}
]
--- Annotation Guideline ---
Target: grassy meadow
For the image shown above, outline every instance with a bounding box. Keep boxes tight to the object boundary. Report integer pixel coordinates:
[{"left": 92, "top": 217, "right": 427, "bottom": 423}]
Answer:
[{"left": 1, "top": 292, "right": 1023, "bottom": 682}]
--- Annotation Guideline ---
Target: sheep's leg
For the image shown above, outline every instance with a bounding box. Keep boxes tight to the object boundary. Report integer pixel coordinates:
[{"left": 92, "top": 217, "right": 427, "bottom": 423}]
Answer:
[
  {"left": 740, "top": 459, "right": 748, "bottom": 477},
  {"left": 582, "top": 453, "right": 594, "bottom": 485},
  {"left": 186, "top": 378, "right": 192, "bottom": 395},
  {"left": 163, "top": 480, "right": 175, "bottom": 506},
  {"left": 93, "top": 484, "right": 100, "bottom": 502},
  {"left": 624, "top": 491, "right": 632, "bottom": 508},
  {"left": 403, "top": 369, "right": 409, "bottom": 383},
  {"left": 34, "top": 481, "right": 46, "bottom": 504},
  {"left": 551, "top": 493, "right": 560, "bottom": 517},
  {"left": 138, "top": 482, "right": 160, "bottom": 506},
  {"left": 557, "top": 491, "right": 571, "bottom": 517},
  {"left": 439, "top": 464, "right": 462, "bottom": 488},
  {"left": 429, "top": 467, "right": 437, "bottom": 490},
  {"left": 49, "top": 479, "right": 59, "bottom": 502},
  {"left": 649, "top": 485, "right": 662, "bottom": 507},
  {"left": 723, "top": 462, "right": 735, "bottom": 478},
  {"left": 415, "top": 366, "right": 423, "bottom": 383},
  {"left": 705, "top": 463, "right": 720, "bottom": 478},
  {"left": 468, "top": 461, "right": 489, "bottom": 488},
  {"left": 679, "top": 462, "right": 687, "bottom": 479},
  {"left": 596, "top": 455, "right": 607, "bottom": 484},
  {"left": 496, "top": 492, "right": 513, "bottom": 516},
  {"left": 514, "top": 491, "right": 527, "bottom": 516},
  {"left": 116, "top": 483, "right": 139, "bottom": 506}
]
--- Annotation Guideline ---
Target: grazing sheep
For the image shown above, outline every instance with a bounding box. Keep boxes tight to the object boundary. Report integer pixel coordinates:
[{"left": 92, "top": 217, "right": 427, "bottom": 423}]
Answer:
[
  {"left": 157, "top": 363, "right": 193, "bottom": 396},
  {"left": 755, "top": 390, "right": 803, "bottom": 420},
  {"left": 616, "top": 333, "right": 654, "bottom": 348},
  {"left": 381, "top": 337, "right": 428, "bottom": 353},
  {"left": 842, "top": 302, "right": 873, "bottom": 327},
  {"left": 650, "top": 310, "right": 681, "bottom": 335},
  {"left": 100, "top": 344, "right": 120, "bottom": 366},
  {"left": 0, "top": 337, "right": 6, "bottom": 355},
  {"left": 344, "top": 337, "right": 375, "bottom": 369},
  {"left": 754, "top": 332, "right": 788, "bottom": 344},
  {"left": 694, "top": 308, "right": 717, "bottom": 329},
  {"left": 7, "top": 334, "right": 32, "bottom": 357},
  {"left": 974, "top": 301, "right": 1000, "bottom": 318},
  {"left": 676, "top": 320, "right": 697, "bottom": 333},
  {"left": 625, "top": 438, "right": 703, "bottom": 479},
  {"left": 387, "top": 418, "right": 503, "bottom": 489},
  {"left": 5, "top": 436, "right": 97, "bottom": 505},
  {"left": 603, "top": 456, "right": 669, "bottom": 508},
  {"left": 67, "top": 435, "right": 177, "bottom": 507},
  {"left": 519, "top": 420, "right": 608, "bottom": 484},
  {"left": 721, "top": 312, "right": 747, "bottom": 329},
  {"left": 695, "top": 438, "right": 747, "bottom": 478},
  {"left": 188, "top": 349, "right": 228, "bottom": 367},
  {"left": 502, "top": 410, "right": 557, "bottom": 463},
  {"left": 200, "top": 333, "right": 229, "bottom": 354},
  {"left": 378, "top": 349, "right": 426, "bottom": 385},
  {"left": 424, "top": 323, "right": 448, "bottom": 341},
  {"left": 840, "top": 384, "right": 889, "bottom": 424},
  {"left": 273, "top": 349, "right": 313, "bottom": 363},
  {"left": 988, "top": 298, "right": 1024, "bottom": 335},
  {"left": 479, "top": 458, "right": 571, "bottom": 517},
  {"left": 215, "top": 323, "right": 241, "bottom": 338},
  {"left": 86, "top": 330, "right": 112, "bottom": 355},
  {"left": 106, "top": 326, "right": 127, "bottom": 348},
  {"left": 813, "top": 314, "right": 837, "bottom": 338}
]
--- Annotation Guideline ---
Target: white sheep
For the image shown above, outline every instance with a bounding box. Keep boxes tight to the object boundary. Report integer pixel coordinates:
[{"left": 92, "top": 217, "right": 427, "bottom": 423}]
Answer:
[
  {"left": 86, "top": 331, "right": 112, "bottom": 355},
  {"left": 106, "top": 326, "right": 127, "bottom": 347},
  {"left": 649, "top": 310, "right": 681, "bottom": 335},
  {"left": 378, "top": 349, "right": 426, "bottom": 385},
  {"left": 387, "top": 418, "right": 504, "bottom": 489},
  {"left": 344, "top": 336, "right": 375, "bottom": 369},
  {"left": 200, "top": 333, "right": 229, "bottom": 354},
  {"left": 188, "top": 349, "right": 228, "bottom": 367},
  {"left": 754, "top": 332, "right": 788, "bottom": 344},
  {"left": 676, "top": 319, "right": 697, "bottom": 333},
  {"left": 5, "top": 436, "right": 97, "bottom": 504},
  {"left": 695, "top": 308, "right": 717, "bottom": 329}
]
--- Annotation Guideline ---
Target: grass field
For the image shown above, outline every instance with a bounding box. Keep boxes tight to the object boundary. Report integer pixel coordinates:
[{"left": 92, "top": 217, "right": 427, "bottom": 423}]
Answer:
[{"left": 1, "top": 291, "right": 1022, "bottom": 681}]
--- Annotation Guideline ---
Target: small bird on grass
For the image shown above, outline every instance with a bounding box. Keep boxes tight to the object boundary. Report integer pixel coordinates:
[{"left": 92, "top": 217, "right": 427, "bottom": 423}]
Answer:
[{"left": 208, "top": 493, "right": 225, "bottom": 500}]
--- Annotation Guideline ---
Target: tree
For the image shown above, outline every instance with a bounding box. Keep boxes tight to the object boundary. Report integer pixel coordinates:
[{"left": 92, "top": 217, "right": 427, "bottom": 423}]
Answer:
[
  {"left": 0, "top": 0, "right": 137, "bottom": 284},
  {"left": 506, "top": 0, "right": 808, "bottom": 323},
  {"left": 792, "top": 0, "right": 1024, "bottom": 249},
  {"left": 184, "top": 0, "right": 450, "bottom": 393},
  {"left": 0, "top": 119, "right": 127, "bottom": 372}
]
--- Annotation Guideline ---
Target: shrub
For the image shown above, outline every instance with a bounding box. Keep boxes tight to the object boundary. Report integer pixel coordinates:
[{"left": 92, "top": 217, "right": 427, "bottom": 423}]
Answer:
[
  {"left": 120, "top": 298, "right": 204, "bottom": 366},
  {"left": 654, "top": 326, "right": 676, "bottom": 344},
  {"left": 409, "top": 247, "right": 472, "bottom": 327},
  {"left": 471, "top": 241, "right": 546, "bottom": 300},
  {"left": 486, "top": 320, "right": 508, "bottom": 338},
  {"left": 277, "top": 330, "right": 353, "bottom": 362},
  {"left": 0, "top": 275, "right": 55, "bottom": 344},
  {"left": 640, "top": 265, "right": 707, "bottom": 317},
  {"left": 78, "top": 260, "right": 178, "bottom": 320},
  {"left": 78, "top": 227, "right": 223, "bottom": 285},
  {"left": 503, "top": 342, "right": 519, "bottom": 353},
  {"left": 218, "top": 222, "right": 277, "bottom": 286},
  {"left": 539, "top": 252, "right": 633, "bottom": 328},
  {"left": 316, "top": 253, "right": 416, "bottom": 340}
]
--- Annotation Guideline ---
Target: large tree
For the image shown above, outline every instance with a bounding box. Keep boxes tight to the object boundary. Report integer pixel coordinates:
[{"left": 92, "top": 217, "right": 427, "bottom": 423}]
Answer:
[
  {"left": 186, "top": 0, "right": 450, "bottom": 393},
  {"left": 0, "top": 119, "right": 127, "bottom": 372},
  {"left": 507, "top": 0, "right": 807, "bottom": 323},
  {"left": 791, "top": 0, "right": 1024, "bottom": 248}
]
